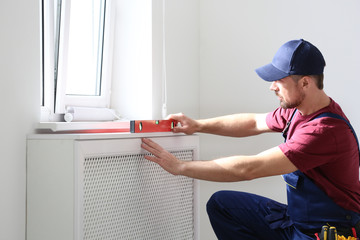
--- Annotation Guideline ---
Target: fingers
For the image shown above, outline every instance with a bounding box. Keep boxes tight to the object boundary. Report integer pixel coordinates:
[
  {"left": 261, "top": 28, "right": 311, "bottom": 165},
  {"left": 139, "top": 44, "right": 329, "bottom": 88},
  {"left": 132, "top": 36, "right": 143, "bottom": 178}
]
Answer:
[
  {"left": 172, "top": 125, "right": 186, "bottom": 133},
  {"left": 141, "top": 138, "right": 160, "bottom": 155},
  {"left": 166, "top": 113, "right": 193, "bottom": 133},
  {"left": 166, "top": 112, "right": 184, "bottom": 121},
  {"left": 165, "top": 113, "right": 185, "bottom": 133},
  {"left": 141, "top": 138, "right": 163, "bottom": 165},
  {"left": 141, "top": 138, "right": 182, "bottom": 176},
  {"left": 143, "top": 154, "right": 159, "bottom": 163}
]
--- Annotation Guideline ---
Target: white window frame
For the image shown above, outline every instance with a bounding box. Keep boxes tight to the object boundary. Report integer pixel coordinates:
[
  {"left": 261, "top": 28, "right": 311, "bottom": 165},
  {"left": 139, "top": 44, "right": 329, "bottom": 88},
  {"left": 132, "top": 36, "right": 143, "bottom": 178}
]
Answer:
[
  {"left": 41, "top": 0, "right": 165, "bottom": 126},
  {"left": 41, "top": 0, "right": 114, "bottom": 121}
]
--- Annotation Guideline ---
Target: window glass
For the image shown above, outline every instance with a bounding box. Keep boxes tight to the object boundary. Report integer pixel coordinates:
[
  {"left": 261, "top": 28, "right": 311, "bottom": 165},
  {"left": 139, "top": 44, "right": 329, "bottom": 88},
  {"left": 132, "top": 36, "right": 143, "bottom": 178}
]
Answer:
[{"left": 64, "top": 0, "right": 106, "bottom": 96}]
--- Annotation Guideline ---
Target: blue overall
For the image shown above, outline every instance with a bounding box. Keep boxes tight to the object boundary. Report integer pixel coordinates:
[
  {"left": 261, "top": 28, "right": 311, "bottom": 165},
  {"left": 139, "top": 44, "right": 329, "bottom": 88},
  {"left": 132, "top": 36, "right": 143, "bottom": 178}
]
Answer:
[{"left": 207, "top": 111, "right": 360, "bottom": 239}]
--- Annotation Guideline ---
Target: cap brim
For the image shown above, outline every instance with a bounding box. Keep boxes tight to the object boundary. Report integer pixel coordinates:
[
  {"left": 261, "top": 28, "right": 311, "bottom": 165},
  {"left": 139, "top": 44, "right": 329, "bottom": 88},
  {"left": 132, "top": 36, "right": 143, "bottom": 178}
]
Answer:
[{"left": 255, "top": 63, "right": 289, "bottom": 82}]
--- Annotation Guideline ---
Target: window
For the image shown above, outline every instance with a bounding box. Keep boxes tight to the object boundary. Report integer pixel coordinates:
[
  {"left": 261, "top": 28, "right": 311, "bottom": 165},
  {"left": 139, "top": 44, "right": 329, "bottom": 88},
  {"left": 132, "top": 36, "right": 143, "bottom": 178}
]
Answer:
[
  {"left": 41, "top": 0, "right": 165, "bottom": 124},
  {"left": 41, "top": 0, "right": 111, "bottom": 120}
]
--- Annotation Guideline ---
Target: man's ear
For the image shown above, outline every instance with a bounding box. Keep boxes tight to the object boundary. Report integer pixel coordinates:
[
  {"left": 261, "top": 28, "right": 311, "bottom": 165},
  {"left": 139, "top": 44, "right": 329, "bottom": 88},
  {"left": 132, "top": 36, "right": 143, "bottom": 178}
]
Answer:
[{"left": 300, "top": 76, "right": 311, "bottom": 89}]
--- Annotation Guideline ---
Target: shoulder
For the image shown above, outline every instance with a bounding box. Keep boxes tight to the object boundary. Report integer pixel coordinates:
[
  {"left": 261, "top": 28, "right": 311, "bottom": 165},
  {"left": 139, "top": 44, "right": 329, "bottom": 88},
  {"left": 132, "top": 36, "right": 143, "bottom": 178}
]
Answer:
[
  {"left": 283, "top": 114, "right": 356, "bottom": 170},
  {"left": 266, "top": 107, "right": 297, "bottom": 132}
]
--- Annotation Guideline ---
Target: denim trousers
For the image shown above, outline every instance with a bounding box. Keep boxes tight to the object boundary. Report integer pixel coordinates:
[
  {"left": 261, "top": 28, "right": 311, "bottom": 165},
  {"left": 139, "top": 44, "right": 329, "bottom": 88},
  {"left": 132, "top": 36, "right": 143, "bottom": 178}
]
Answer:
[{"left": 206, "top": 190, "right": 315, "bottom": 240}]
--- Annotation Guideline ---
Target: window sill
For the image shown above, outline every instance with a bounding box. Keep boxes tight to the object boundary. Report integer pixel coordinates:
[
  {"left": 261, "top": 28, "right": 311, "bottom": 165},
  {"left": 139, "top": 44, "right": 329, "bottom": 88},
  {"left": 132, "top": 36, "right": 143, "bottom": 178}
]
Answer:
[{"left": 37, "top": 121, "right": 130, "bottom": 133}]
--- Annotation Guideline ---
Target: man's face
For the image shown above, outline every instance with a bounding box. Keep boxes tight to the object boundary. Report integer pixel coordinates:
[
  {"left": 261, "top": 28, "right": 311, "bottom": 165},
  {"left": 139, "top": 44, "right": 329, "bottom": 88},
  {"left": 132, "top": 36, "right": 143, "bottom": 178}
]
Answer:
[{"left": 269, "top": 76, "right": 305, "bottom": 109}]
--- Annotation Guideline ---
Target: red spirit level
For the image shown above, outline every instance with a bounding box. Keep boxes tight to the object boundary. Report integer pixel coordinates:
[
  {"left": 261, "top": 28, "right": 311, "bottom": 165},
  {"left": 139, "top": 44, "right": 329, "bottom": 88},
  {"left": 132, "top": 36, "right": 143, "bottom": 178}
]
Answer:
[{"left": 130, "top": 119, "right": 178, "bottom": 133}]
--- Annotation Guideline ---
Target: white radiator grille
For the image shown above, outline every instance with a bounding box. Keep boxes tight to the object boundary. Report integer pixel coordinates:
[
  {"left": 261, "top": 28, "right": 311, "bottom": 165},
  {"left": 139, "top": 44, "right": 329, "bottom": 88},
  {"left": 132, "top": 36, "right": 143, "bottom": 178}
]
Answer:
[{"left": 80, "top": 150, "right": 194, "bottom": 240}]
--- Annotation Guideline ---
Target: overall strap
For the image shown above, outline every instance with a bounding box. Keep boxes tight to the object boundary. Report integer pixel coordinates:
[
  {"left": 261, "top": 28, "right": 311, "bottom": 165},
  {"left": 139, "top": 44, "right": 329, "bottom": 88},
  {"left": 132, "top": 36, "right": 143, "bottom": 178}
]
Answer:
[{"left": 282, "top": 109, "right": 298, "bottom": 141}]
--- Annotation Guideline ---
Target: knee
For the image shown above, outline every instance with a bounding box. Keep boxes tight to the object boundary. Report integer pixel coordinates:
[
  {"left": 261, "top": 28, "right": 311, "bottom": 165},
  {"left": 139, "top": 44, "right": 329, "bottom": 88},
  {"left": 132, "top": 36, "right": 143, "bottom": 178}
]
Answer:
[
  {"left": 207, "top": 190, "right": 256, "bottom": 215},
  {"left": 206, "top": 190, "right": 236, "bottom": 215},
  {"left": 206, "top": 191, "right": 229, "bottom": 221}
]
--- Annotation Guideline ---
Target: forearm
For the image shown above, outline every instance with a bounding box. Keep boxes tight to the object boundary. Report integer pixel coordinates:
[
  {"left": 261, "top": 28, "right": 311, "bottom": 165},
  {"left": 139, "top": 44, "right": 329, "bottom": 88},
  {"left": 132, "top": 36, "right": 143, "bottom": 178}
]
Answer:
[
  {"left": 141, "top": 138, "right": 251, "bottom": 181},
  {"left": 197, "top": 113, "right": 270, "bottom": 137},
  {"left": 141, "top": 138, "right": 298, "bottom": 182},
  {"left": 179, "top": 156, "right": 254, "bottom": 182},
  {"left": 179, "top": 147, "right": 297, "bottom": 182}
]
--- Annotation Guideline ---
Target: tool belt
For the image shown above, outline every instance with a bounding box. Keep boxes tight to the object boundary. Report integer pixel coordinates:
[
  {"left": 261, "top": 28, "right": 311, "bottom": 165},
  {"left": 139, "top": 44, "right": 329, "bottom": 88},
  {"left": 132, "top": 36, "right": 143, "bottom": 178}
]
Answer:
[{"left": 311, "top": 222, "right": 360, "bottom": 240}]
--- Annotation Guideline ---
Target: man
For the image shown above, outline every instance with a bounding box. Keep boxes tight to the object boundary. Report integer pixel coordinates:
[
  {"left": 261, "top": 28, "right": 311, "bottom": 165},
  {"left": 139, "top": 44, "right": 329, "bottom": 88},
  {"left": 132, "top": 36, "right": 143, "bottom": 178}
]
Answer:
[{"left": 141, "top": 39, "right": 360, "bottom": 239}]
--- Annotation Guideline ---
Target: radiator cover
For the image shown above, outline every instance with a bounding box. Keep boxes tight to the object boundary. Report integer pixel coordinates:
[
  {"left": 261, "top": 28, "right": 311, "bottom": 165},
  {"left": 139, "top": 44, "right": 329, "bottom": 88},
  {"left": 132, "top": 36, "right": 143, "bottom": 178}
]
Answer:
[
  {"left": 79, "top": 151, "right": 194, "bottom": 240},
  {"left": 27, "top": 134, "right": 199, "bottom": 240}
]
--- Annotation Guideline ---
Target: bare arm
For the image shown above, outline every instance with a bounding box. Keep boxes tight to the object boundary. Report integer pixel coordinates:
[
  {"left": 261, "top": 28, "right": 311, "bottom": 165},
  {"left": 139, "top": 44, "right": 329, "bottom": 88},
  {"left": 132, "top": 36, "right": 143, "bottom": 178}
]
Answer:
[
  {"left": 169, "top": 113, "right": 272, "bottom": 137},
  {"left": 141, "top": 138, "right": 297, "bottom": 182}
]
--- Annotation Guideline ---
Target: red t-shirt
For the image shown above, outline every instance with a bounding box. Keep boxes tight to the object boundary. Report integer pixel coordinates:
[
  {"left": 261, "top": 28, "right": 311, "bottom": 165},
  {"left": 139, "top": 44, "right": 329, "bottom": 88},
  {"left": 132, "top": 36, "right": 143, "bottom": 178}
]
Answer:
[{"left": 266, "top": 98, "right": 360, "bottom": 213}]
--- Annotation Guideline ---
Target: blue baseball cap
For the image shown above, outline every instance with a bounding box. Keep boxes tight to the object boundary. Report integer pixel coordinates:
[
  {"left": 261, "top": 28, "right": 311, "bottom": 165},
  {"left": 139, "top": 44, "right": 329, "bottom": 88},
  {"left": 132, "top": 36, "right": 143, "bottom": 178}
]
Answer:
[{"left": 255, "top": 39, "right": 326, "bottom": 82}]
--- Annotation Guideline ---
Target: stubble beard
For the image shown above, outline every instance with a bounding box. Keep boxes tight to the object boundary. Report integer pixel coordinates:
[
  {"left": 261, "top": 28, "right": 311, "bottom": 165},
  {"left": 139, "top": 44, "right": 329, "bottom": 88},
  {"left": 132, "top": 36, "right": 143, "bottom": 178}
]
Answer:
[{"left": 277, "top": 91, "right": 305, "bottom": 109}]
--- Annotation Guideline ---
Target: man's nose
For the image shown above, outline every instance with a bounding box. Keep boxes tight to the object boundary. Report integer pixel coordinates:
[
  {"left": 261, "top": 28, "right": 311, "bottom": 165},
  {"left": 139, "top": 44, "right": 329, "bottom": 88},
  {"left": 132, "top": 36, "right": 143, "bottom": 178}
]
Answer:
[{"left": 269, "top": 81, "right": 278, "bottom": 91}]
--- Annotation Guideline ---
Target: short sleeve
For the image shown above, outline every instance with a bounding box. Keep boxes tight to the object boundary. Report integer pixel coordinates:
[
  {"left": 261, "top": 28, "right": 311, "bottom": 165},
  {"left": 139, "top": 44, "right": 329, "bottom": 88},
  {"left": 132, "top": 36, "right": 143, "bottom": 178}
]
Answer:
[{"left": 266, "top": 107, "right": 294, "bottom": 132}]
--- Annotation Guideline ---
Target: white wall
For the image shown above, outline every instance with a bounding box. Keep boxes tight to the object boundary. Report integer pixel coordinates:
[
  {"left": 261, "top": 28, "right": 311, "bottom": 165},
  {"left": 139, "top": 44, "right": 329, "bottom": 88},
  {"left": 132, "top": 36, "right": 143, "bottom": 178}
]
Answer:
[
  {"left": 1, "top": 0, "right": 360, "bottom": 239},
  {"left": 110, "top": 0, "right": 200, "bottom": 120},
  {"left": 110, "top": 0, "right": 154, "bottom": 120},
  {"left": 161, "top": 0, "right": 200, "bottom": 118},
  {"left": 0, "top": 0, "right": 41, "bottom": 239},
  {"left": 198, "top": 0, "right": 360, "bottom": 239}
]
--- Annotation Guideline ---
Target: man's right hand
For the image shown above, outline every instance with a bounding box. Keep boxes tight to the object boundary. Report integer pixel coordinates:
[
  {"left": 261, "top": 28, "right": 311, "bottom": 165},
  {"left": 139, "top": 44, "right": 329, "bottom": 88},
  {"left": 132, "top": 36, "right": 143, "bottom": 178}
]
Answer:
[{"left": 167, "top": 113, "right": 200, "bottom": 135}]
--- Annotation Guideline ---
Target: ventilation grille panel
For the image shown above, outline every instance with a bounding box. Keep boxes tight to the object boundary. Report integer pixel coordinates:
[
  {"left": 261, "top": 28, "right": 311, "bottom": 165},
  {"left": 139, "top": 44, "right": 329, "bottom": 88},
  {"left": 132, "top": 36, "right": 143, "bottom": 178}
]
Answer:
[{"left": 78, "top": 150, "right": 194, "bottom": 240}]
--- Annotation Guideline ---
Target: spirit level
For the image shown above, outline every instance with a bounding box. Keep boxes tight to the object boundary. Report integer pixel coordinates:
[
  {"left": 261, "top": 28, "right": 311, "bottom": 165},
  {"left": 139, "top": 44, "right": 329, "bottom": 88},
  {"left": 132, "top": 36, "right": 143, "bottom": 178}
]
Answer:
[{"left": 130, "top": 119, "right": 178, "bottom": 133}]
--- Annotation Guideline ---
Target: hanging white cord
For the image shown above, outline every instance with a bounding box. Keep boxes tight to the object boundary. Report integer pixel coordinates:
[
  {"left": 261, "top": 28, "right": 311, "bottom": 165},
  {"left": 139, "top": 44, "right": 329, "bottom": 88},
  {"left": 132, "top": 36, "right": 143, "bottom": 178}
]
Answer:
[{"left": 161, "top": 0, "right": 168, "bottom": 119}]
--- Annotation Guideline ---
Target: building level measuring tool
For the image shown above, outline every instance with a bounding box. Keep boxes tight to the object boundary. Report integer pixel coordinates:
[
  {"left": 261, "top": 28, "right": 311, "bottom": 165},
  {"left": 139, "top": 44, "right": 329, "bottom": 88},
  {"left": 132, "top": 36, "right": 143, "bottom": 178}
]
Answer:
[{"left": 130, "top": 119, "right": 178, "bottom": 133}]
